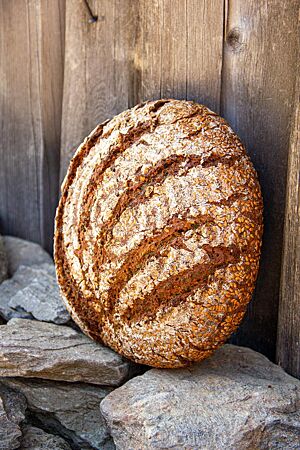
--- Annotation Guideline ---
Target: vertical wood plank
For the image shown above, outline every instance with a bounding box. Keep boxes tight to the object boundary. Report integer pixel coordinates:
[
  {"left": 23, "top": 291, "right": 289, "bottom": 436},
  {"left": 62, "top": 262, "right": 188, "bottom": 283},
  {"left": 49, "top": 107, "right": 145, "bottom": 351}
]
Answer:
[
  {"left": 186, "top": 0, "right": 224, "bottom": 112},
  {"left": 0, "top": 0, "right": 65, "bottom": 252},
  {"left": 160, "top": 0, "right": 188, "bottom": 100},
  {"left": 130, "top": 0, "right": 162, "bottom": 103},
  {"left": 277, "top": 58, "right": 300, "bottom": 378},
  {"left": 40, "top": 0, "right": 65, "bottom": 251},
  {"left": 222, "top": 0, "right": 299, "bottom": 359},
  {"left": 134, "top": 0, "right": 224, "bottom": 111},
  {"left": 60, "top": 0, "right": 137, "bottom": 179}
]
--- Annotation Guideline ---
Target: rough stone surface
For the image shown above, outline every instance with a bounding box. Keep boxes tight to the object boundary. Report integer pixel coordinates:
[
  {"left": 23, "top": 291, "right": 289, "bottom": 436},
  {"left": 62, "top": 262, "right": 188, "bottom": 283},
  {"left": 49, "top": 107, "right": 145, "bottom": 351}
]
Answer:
[
  {"left": 0, "top": 383, "right": 27, "bottom": 450},
  {"left": 9, "top": 277, "right": 69, "bottom": 324},
  {"left": 0, "top": 319, "right": 130, "bottom": 386},
  {"left": 101, "top": 344, "right": 300, "bottom": 450},
  {"left": 0, "top": 265, "right": 36, "bottom": 320},
  {"left": 21, "top": 426, "right": 72, "bottom": 450},
  {"left": 0, "top": 236, "right": 8, "bottom": 284},
  {"left": 0, "top": 264, "right": 70, "bottom": 323},
  {"left": 1, "top": 378, "right": 115, "bottom": 450},
  {"left": 3, "top": 236, "right": 52, "bottom": 276}
]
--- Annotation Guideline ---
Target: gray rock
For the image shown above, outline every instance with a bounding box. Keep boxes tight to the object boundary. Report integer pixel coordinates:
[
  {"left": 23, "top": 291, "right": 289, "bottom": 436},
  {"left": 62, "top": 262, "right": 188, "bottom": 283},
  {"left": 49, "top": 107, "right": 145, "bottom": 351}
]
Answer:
[
  {"left": 21, "top": 426, "right": 72, "bottom": 450},
  {"left": 9, "top": 272, "right": 69, "bottom": 324},
  {"left": 101, "top": 344, "right": 300, "bottom": 450},
  {"left": 0, "top": 236, "right": 8, "bottom": 284},
  {"left": 0, "top": 319, "right": 130, "bottom": 386},
  {"left": 0, "top": 265, "right": 46, "bottom": 320},
  {"left": 0, "top": 383, "right": 27, "bottom": 450},
  {"left": 0, "top": 266, "right": 35, "bottom": 320},
  {"left": 0, "top": 264, "right": 70, "bottom": 324},
  {"left": 3, "top": 236, "right": 52, "bottom": 276},
  {"left": 2, "top": 378, "right": 114, "bottom": 450}
]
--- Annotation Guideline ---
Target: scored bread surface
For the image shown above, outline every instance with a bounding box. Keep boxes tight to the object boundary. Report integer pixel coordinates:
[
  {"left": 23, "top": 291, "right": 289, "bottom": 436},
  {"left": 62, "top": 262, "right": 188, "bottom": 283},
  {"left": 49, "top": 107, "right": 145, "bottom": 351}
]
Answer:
[{"left": 54, "top": 99, "right": 263, "bottom": 368}]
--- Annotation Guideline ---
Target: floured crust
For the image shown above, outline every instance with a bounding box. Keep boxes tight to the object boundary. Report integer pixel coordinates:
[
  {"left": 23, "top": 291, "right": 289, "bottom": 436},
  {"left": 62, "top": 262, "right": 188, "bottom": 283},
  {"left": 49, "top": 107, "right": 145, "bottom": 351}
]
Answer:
[{"left": 54, "top": 99, "right": 263, "bottom": 368}]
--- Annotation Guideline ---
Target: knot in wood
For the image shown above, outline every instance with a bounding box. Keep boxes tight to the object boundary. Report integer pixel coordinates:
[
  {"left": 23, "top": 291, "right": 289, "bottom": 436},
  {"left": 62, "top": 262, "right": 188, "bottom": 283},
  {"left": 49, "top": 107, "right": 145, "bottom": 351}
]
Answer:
[{"left": 227, "top": 27, "right": 244, "bottom": 52}]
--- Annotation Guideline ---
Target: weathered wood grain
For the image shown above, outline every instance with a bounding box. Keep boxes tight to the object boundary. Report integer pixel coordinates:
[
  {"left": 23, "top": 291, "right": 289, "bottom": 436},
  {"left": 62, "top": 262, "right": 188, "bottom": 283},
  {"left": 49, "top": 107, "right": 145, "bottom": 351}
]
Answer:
[
  {"left": 222, "top": 0, "right": 299, "bottom": 359},
  {"left": 160, "top": 0, "right": 188, "bottom": 100},
  {"left": 60, "top": 0, "right": 224, "bottom": 179},
  {"left": 40, "top": 0, "right": 65, "bottom": 251},
  {"left": 129, "top": 0, "right": 163, "bottom": 104},
  {"left": 60, "top": 0, "right": 136, "bottom": 180},
  {"left": 133, "top": 0, "right": 224, "bottom": 111},
  {"left": 0, "top": 0, "right": 65, "bottom": 252},
  {"left": 186, "top": 0, "right": 224, "bottom": 112},
  {"left": 277, "top": 51, "right": 300, "bottom": 378}
]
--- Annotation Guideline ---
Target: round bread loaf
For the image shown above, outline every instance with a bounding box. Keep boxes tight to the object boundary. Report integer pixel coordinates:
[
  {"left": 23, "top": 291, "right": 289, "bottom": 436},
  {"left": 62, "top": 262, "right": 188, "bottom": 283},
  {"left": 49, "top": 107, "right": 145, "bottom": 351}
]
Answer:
[{"left": 54, "top": 99, "right": 263, "bottom": 368}]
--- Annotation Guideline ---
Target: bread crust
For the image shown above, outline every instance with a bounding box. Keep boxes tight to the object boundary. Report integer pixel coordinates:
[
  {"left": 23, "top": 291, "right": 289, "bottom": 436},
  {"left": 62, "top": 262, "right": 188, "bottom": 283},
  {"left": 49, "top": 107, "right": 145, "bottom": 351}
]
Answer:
[{"left": 54, "top": 99, "right": 263, "bottom": 368}]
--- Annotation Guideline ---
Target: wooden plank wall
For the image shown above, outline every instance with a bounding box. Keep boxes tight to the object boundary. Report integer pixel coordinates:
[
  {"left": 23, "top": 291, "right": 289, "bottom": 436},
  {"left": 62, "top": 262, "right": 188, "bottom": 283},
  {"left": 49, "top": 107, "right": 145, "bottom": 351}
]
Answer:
[
  {"left": 0, "top": 0, "right": 65, "bottom": 253},
  {"left": 0, "top": 0, "right": 299, "bottom": 372},
  {"left": 277, "top": 56, "right": 300, "bottom": 378},
  {"left": 221, "top": 0, "right": 299, "bottom": 360},
  {"left": 60, "top": 0, "right": 224, "bottom": 178}
]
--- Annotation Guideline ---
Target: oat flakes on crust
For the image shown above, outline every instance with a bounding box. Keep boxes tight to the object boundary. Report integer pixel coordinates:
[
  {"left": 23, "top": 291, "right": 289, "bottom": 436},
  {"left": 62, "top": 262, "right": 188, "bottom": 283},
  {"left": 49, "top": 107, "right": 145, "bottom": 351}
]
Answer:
[{"left": 54, "top": 99, "right": 263, "bottom": 368}]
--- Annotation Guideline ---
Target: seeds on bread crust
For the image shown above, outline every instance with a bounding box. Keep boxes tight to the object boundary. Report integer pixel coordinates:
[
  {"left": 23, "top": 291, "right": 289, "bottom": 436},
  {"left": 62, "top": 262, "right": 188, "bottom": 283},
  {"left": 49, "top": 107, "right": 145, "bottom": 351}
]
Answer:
[{"left": 54, "top": 99, "right": 263, "bottom": 368}]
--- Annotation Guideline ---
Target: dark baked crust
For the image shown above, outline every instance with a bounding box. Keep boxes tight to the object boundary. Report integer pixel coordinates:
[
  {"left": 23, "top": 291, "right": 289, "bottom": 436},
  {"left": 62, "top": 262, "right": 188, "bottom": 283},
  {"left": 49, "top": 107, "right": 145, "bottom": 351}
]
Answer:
[{"left": 54, "top": 99, "right": 263, "bottom": 368}]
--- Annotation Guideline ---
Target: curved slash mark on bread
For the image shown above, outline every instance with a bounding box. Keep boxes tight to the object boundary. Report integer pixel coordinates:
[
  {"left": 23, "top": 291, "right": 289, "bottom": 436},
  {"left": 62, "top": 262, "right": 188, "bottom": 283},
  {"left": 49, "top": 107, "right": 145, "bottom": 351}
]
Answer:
[
  {"left": 90, "top": 154, "right": 206, "bottom": 267},
  {"left": 55, "top": 102, "right": 204, "bottom": 338},
  {"left": 54, "top": 125, "right": 110, "bottom": 337},
  {"left": 107, "top": 235, "right": 240, "bottom": 323},
  {"left": 121, "top": 244, "right": 240, "bottom": 323},
  {"left": 76, "top": 107, "right": 203, "bottom": 287},
  {"left": 102, "top": 213, "right": 215, "bottom": 305},
  {"left": 90, "top": 151, "right": 243, "bottom": 278}
]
